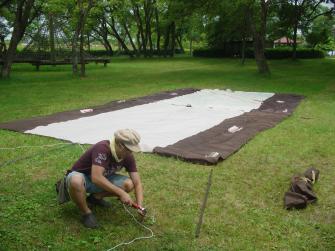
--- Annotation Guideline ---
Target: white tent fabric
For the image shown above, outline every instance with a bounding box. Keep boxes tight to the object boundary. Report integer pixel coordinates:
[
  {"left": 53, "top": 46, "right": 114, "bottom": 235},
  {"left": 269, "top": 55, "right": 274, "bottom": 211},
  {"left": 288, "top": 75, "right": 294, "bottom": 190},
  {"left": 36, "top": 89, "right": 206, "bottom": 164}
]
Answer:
[{"left": 25, "top": 89, "right": 274, "bottom": 152}]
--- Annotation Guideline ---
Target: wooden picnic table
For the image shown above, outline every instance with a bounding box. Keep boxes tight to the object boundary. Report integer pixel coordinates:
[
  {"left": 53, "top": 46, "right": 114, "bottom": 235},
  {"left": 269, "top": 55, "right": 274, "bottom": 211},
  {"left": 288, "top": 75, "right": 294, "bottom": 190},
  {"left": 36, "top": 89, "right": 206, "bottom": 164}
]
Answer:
[{"left": 0, "top": 58, "right": 111, "bottom": 70}]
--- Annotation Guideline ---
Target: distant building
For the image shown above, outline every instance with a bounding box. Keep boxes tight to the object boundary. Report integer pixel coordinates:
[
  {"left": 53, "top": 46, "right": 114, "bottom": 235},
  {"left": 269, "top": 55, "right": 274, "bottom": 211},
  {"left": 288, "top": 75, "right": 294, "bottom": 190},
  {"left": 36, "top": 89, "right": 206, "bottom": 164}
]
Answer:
[{"left": 273, "top": 37, "right": 301, "bottom": 48}]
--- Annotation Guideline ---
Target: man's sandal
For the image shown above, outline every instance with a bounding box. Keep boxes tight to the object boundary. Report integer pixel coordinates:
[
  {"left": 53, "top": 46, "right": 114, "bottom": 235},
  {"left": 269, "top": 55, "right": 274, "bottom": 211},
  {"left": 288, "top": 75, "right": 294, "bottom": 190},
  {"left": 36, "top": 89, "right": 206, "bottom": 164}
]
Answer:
[
  {"left": 82, "top": 213, "right": 99, "bottom": 229},
  {"left": 87, "top": 194, "right": 112, "bottom": 208}
]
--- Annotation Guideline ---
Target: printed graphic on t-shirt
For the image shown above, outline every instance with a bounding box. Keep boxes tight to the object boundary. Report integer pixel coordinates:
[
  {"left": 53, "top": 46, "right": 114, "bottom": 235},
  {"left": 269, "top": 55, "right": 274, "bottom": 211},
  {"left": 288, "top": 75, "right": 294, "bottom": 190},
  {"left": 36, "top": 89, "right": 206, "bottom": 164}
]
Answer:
[
  {"left": 95, "top": 153, "right": 107, "bottom": 165},
  {"left": 104, "top": 163, "right": 123, "bottom": 176}
]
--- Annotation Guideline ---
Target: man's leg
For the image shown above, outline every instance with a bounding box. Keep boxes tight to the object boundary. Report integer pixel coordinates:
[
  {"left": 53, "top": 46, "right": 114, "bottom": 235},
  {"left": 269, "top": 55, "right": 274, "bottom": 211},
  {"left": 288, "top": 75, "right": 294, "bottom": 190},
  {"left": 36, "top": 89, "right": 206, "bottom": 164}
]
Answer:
[
  {"left": 122, "top": 178, "right": 134, "bottom": 192},
  {"left": 68, "top": 174, "right": 91, "bottom": 214},
  {"left": 91, "top": 176, "right": 134, "bottom": 200},
  {"left": 67, "top": 172, "right": 98, "bottom": 228}
]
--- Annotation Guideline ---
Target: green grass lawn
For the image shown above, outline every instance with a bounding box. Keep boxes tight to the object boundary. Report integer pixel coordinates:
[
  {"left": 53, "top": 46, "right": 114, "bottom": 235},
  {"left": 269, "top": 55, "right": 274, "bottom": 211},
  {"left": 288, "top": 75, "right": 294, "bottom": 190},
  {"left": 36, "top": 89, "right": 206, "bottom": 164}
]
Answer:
[{"left": 0, "top": 57, "right": 334, "bottom": 250}]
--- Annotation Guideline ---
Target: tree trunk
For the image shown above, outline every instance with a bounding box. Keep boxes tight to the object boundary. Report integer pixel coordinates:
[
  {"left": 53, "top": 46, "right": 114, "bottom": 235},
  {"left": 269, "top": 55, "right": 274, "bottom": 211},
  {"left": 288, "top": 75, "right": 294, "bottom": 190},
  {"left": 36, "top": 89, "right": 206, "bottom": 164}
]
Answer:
[
  {"left": 87, "top": 32, "right": 91, "bottom": 52},
  {"left": 170, "top": 21, "right": 175, "bottom": 57},
  {"left": 163, "top": 24, "right": 171, "bottom": 57},
  {"left": 136, "top": 31, "right": 141, "bottom": 53},
  {"left": 123, "top": 22, "right": 138, "bottom": 56},
  {"left": 0, "top": 36, "right": 6, "bottom": 57},
  {"left": 250, "top": 0, "right": 270, "bottom": 75},
  {"left": 147, "top": 23, "right": 153, "bottom": 56},
  {"left": 241, "top": 37, "right": 246, "bottom": 65},
  {"left": 95, "top": 18, "right": 113, "bottom": 55},
  {"left": 154, "top": 6, "right": 161, "bottom": 56},
  {"left": 1, "top": 0, "right": 35, "bottom": 78},
  {"left": 241, "top": 7, "right": 249, "bottom": 65},
  {"left": 292, "top": 0, "right": 299, "bottom": 61},
  {"left": 144, "top": 0, "right": 153, "bottom": 56},
  {"left": 48, "top": 13, "right": 56, "bottom": 63},
  {"left": 108, "top": 17, "right": 133, "bottom": 57},
  {"left": 189, "top": 38, "right": 193, "bottom": 56},
  {"left": 104, "top": 39, "right": 113, "bottom": 55},
  {"left": 1, "top": 38, "right": 19, "bottom": 78},
  {"left": 292, "top": 22, "right": 298, "bottom": 60},
  {"left": 72, "top": 27, "right": 80, "bottom": 75},
  {"left": 133, "top": 5, "right": 147, "bottom": 56},
  {"left": 80, "top": 1, "right": 93, "bottom": 77},
  {"left": 98, "top": 37, "right": 108, "bottom": 51},
  {"left": 72, "top": 0, "right": 93, "bottom": 77},
  {"left": 176, "top": 35, "right": 184, "bottom": 53},
  {"left": 72, "top": 4, "right": 81, "bottom": 75},
  {"left": 80, "top": 27, "right": 85, "bottom": 77},
  {"left": 253, "top": 32, "right": 269, "bottom": 74},
  {"left": 22, "top": 38, "right": 34, "bottom": 51}
]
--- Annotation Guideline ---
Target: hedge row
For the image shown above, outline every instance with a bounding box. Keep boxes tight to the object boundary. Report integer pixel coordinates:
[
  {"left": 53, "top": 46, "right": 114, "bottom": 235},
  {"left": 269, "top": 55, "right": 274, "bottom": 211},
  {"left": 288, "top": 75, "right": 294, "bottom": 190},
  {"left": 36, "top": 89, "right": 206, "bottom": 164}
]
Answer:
[
  {"left": 193, "top": 47, "right": 325, "bottom": 59},
  {"left": 9, "top": 49, "right": 185, "bottom": 60},
  {"left": 89, "top": 48, "right": 184, "bottom": 57}
]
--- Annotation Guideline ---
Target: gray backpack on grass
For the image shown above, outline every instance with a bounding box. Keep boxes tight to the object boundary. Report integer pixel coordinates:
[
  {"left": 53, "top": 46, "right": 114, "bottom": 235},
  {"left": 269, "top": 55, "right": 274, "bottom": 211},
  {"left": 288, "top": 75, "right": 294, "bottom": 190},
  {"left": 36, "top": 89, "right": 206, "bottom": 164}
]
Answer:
[{"left": 55, "top": 176, "right": 70, "bottom": 204}]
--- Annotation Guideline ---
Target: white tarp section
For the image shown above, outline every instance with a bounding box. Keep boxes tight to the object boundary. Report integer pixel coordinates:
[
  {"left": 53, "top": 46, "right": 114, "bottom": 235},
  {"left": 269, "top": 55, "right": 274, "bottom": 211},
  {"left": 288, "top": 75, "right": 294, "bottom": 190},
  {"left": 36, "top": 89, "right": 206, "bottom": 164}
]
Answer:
[{"left": 25, "top": 89, "right": 274, "bottom": 152}]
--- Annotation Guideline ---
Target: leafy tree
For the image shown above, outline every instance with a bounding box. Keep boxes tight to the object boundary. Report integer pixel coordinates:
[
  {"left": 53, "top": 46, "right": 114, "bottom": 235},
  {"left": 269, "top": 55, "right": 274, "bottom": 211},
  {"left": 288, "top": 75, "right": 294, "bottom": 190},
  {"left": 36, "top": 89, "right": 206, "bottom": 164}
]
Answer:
[
  {"left": 274, "top": 0, "right": 335, "bottom": 60},
  {"left": 305, "top": 14, "right": 335, "bottom": 49},
  {"left": 0, "top": 15, "right": 10, "bottom": 56},
  {"left": 183, "top": 13, "right": 204, "bottom": 55},
  {"left": 204, "top": 0, "right": 253, "bottom": 64},
  {"left": 0, "top": 0, "right": 42, "bottom": 78},
  {"left": 200, "top": 0, "right": 271, "bottom": 74}
]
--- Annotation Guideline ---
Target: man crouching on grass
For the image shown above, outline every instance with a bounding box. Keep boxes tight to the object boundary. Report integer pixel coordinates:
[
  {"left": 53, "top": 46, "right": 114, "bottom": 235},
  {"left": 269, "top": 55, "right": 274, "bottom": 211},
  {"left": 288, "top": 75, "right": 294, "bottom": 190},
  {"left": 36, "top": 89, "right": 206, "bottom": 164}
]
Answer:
[{"left": 66, "top": 129, "right": 144, "bottom": 228}]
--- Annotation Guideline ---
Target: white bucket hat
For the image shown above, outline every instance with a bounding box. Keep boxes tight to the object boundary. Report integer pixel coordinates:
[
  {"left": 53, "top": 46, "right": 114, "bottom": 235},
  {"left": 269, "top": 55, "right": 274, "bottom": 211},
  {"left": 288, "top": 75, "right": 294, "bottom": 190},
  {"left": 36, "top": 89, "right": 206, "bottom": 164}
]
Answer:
[{"left": 114, "top": 129, "right": 141, "bottom": 152}]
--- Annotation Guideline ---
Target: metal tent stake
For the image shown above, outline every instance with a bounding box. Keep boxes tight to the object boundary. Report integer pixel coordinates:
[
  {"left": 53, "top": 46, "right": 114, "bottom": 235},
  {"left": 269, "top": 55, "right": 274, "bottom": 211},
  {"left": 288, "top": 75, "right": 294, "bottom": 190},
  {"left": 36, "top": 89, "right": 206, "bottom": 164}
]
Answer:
[{"left": 195, "top": 168, "right": 213, "bottom": 238}]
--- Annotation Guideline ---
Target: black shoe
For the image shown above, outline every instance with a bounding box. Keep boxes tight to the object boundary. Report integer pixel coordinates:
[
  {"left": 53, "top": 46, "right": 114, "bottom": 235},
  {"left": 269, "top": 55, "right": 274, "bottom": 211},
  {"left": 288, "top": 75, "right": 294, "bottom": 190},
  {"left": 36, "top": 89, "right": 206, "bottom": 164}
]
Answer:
[
  {"left": 82, "top": 213, "right": 99, "bottom": 229},
  {"left": 87, "top": 194, "right": 112, "bottom": 208}
]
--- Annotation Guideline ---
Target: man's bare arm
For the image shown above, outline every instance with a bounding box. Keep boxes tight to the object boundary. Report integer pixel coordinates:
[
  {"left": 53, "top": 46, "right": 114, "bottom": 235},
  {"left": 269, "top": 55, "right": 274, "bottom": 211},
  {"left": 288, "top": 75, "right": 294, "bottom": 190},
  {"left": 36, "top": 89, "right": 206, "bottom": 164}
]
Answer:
[
  {"left": 129, "top": 172, "right": 143, "bottom": 207},
  {"left": 91, "top": 164, "right": 133, "bottom": 205}
]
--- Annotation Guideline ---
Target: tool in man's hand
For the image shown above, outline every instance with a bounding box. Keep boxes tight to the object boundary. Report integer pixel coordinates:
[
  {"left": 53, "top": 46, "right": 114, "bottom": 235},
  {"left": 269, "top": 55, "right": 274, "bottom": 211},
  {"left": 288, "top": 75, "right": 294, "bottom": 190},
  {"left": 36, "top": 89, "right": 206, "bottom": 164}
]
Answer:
[{"left": 131, "top": 202, "right": 147, "bottom": 217}]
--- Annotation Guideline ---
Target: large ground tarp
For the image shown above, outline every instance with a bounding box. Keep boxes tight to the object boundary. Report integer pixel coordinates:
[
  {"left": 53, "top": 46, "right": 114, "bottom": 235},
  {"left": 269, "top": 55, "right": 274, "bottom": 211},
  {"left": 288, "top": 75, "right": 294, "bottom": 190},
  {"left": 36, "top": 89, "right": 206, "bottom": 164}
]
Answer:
[{"left": 0, "top": 89, "right": 304, "bottom": 165}]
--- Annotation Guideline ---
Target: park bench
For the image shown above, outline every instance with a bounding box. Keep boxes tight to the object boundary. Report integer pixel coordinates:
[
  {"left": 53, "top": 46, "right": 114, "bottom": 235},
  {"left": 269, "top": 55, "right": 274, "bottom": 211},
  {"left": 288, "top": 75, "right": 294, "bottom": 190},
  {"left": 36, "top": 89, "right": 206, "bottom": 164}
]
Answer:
[
  {"left": 0, "top": 57, "right": 111, "bottom": 70},
  {"left": 32, "top": 58, "right": 110, "bottom": 70}
]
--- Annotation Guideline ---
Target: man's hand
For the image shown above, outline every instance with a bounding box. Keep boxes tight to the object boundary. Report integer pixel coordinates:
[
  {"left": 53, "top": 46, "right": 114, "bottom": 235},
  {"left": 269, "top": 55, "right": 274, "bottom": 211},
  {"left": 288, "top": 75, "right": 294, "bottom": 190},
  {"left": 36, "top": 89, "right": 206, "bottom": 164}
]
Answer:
[{"left": 120, "top": 192, "right": 133, "bottom": 205}]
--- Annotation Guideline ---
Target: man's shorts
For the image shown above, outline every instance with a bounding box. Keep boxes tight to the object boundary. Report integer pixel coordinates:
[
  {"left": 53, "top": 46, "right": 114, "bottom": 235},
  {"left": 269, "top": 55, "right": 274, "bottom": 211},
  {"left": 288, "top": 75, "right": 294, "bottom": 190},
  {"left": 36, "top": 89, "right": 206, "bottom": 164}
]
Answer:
[{"left": 66, "top": 171, "right": 129, "bottom": 194}]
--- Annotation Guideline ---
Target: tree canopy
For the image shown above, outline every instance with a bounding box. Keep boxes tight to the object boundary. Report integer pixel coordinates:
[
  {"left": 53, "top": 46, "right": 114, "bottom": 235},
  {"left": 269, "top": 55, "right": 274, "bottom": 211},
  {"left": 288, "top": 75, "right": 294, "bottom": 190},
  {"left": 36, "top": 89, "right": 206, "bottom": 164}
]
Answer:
[{"left": 0, "top": 0, "right": 334, "bottom": 77}]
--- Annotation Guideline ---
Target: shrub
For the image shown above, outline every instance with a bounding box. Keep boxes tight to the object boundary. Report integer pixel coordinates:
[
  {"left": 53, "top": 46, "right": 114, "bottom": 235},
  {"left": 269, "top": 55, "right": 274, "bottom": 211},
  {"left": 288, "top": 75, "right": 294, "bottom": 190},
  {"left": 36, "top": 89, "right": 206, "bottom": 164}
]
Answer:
[
  {"left": 192, "top": 48, "right": 235, "bottom": 58},
  {"left": 193, "top": 47, "right": 325, "bottom": 59},
  {"left": 266, "top": 48, "right": 324, "bottom": 59}
]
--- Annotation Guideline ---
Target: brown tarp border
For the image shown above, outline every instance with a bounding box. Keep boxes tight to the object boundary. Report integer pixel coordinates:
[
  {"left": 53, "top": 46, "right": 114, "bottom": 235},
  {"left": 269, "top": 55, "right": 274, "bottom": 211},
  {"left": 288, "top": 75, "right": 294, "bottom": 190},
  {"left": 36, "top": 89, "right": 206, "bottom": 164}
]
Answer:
[
  {"left": 0, "top": 89, "right": 304, "bottom": 165},
  {"left": 153, "top": 93, "right": 304, "bottom": 165},
  {"left": 0, "top": 88, "right": 199, "bottom": 132}
]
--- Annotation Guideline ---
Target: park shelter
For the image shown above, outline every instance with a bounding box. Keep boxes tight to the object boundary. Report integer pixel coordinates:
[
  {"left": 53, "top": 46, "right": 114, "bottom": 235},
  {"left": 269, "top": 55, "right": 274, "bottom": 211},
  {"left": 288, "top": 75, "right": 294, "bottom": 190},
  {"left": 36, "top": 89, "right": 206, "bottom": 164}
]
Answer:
[{"left": 273, "top": 37, "right": 301, "bottom": 47}]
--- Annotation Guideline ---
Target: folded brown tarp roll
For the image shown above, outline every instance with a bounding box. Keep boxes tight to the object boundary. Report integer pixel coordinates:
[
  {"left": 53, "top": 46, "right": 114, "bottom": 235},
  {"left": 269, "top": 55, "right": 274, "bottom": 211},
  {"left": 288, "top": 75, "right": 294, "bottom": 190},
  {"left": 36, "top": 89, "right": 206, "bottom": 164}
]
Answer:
[
  {"left": 304, "top": 167, "right": 320, "bottom": 184},
  {"left": 290, "top": 176, "right": 317, "bottom": 203},
  {"left": 284, "top": 191, "right": 308, "bottom": 209},
  {"left": 284, "top": 167, "right": 320, "bottom": 210}
]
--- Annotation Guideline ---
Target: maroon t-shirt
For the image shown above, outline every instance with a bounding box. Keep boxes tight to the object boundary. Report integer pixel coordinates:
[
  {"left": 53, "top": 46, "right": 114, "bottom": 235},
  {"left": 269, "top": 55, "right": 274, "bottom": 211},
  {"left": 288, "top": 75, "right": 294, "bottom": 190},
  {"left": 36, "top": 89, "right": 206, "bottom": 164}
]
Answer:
[{"left": 71, "top": 140, "right": 137, "bottom": 176}]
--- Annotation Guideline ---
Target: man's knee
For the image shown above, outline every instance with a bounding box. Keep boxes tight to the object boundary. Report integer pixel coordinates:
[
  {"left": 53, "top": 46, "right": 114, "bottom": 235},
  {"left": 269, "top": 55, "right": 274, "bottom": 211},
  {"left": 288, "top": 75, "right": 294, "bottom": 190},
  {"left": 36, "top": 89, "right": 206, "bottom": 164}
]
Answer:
[
  {"left": 69, "top": 175, "right": 85, "bottom": 191},
  {"left": 123, "top": 179, "right": 134, "bottom": 192}
]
